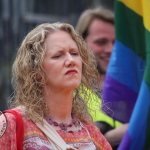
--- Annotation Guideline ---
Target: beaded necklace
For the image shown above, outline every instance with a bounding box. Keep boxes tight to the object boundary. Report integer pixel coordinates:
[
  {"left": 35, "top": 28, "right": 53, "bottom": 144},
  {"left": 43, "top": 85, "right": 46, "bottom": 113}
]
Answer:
[{"left": 45, "top": 114, "right": 80, "bottom": 131}]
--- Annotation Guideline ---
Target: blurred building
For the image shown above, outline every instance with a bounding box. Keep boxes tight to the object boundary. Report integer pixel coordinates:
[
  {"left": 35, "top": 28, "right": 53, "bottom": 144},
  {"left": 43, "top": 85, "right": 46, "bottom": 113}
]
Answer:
[{"left": 0, "top": 0, "right": 114, "bottom": 110}]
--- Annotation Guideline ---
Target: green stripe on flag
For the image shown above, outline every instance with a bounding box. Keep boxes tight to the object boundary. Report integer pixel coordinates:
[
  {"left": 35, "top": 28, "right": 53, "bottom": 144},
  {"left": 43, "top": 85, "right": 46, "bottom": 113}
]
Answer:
[
  {"left": 115, "top": 2, "right": 146, "bottom": 59},
  {"left": 143, "top": 29, "right": 150, "bottom": 89}
]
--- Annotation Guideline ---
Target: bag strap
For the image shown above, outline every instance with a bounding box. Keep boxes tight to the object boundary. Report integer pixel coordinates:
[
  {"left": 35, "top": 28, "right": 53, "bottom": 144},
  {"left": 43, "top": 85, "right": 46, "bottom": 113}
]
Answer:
[
  {"left": 7, "top": 106, "right": 75, "bottom": 150},
  {"left": 35, "top": 119, "right": 76, "bottom": 150},
  {"left": 4, "top": 110, "right": 24, "bottom": 150}
]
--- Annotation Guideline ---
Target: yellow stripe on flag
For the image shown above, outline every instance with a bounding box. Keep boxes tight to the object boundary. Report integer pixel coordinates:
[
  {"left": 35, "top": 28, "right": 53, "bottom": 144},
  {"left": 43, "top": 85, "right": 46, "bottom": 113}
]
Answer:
[
  {"left": 142, "top": 0, "right": 150, "bottom": 32},
  {"left": 119, "top": 0, "right": 142, "bottom": 16},
  {"left": 119, "top": 0, "right": 150, "bottom": 31}
]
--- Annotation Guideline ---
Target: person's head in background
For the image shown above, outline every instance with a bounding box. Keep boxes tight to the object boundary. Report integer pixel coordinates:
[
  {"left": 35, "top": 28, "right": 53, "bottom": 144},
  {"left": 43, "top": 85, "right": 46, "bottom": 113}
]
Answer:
[{"left": 76, "top": 7, "right": 115, "bottom": 75}]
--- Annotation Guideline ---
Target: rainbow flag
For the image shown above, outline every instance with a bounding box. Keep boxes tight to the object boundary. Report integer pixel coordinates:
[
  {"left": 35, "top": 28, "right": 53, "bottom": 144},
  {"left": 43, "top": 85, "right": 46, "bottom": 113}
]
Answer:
[{"left": 102, "top": 0, "right": 150, "bottom": 149}]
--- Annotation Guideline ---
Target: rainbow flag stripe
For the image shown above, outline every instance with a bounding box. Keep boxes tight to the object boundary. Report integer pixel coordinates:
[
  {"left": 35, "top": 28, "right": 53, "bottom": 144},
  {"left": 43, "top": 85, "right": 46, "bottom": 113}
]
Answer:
[{"left": 103, "top": 0, "right": 150, "bottom": 149}]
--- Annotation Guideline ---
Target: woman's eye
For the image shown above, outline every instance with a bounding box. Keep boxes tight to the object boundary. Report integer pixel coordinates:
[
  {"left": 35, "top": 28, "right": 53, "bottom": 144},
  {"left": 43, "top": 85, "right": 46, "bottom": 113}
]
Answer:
[
  {"left": 53, "top": 55, "right": 61, "bottom": 58},
  {"left": 71, "top": 52, "right": 78, "bottom": 56}
]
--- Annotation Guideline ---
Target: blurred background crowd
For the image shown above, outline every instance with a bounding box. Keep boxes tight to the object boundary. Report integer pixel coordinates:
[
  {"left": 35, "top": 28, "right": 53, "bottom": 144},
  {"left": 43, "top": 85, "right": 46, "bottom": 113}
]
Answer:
[{"left": 0, "top": 0, "right": 114, "bottom": 110}]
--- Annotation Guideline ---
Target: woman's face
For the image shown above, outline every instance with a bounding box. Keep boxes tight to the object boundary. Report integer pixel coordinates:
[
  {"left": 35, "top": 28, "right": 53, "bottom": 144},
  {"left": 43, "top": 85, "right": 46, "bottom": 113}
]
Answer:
[{"left": 42, "top": 30, "right": 82, "bottom": 92}]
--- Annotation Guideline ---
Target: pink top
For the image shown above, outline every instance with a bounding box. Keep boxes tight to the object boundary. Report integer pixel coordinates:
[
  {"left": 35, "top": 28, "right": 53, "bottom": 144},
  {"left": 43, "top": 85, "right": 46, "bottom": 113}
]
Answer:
[{"left": 0, "top": 110, "right": 112, "bottom": 150}]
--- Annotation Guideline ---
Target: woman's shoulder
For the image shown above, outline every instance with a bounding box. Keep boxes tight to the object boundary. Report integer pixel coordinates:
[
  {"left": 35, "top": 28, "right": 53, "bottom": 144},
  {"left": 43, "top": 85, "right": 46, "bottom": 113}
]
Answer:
[
  {"left": 82, "top": 121, "right": 100, "bottom": 132},
  {"left": 0, "top": 110, "right": 19, "bottom": 150},
  {"left": 3, "top": 108, "right": 23, "bottom": 120},
  {"left": 82, "top": 122, "right": 112, "bottom": 150},
  {"left": 2, "top": 108, "right": 35, "bottom": 129},
  {"left": 1, "top": 109, "right": 18, "bottom": 125},
  {"left": 82, "top": 122, "right": 103, "bottom": 137},
  {"left": 4, "top": 108, "right": 39, "bottom": 128}
]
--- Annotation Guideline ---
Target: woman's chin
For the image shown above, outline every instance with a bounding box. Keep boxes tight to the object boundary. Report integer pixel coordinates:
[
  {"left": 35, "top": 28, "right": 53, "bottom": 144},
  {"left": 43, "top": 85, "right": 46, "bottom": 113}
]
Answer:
[{"left": 64, "top": 82, "right": 80, "bottom": 90}]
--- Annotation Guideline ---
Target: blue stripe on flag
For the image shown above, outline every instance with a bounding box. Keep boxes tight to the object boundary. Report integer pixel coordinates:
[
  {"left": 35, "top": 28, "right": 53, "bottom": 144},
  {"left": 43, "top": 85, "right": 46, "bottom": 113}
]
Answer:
[
  {"left": 118, "top": 81, "right": 150, "bottom": 150},
  {"left": 129, "top": 81, "right": 150, "bottom": 150},
  {"left": 107, "top": 40, "right": 146, "bottom": 93}
]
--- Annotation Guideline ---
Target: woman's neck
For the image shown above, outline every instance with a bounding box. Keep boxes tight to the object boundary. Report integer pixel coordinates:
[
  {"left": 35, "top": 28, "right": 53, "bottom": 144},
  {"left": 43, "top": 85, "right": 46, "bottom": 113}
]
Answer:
[{"left": 43, "top": 87, "right": 74, "bottom": 124}]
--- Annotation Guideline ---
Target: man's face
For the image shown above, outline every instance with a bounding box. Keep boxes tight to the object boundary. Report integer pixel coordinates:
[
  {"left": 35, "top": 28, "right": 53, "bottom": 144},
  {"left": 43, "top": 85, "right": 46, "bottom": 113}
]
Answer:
[{"left": 85, "top": 19, "right": 115, "bottom": 74}]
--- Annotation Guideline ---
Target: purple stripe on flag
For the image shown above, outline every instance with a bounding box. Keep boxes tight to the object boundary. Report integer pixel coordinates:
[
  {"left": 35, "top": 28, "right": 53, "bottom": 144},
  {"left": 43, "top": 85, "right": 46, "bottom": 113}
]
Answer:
[
  {"left": 118, "top": 131, "right": 131, "bottom": 150},
  {"left": 107, "top": 40, "right": 145, "bottom": 93},
  {"left": 102, "top": 74, "right": 138, "bottom": 123}
]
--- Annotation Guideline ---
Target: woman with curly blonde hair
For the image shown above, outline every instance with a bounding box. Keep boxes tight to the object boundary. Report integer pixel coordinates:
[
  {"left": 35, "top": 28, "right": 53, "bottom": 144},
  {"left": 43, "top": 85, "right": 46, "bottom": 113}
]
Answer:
[{"left": 0, "top": 22, "right": 112, "bottom": 150}]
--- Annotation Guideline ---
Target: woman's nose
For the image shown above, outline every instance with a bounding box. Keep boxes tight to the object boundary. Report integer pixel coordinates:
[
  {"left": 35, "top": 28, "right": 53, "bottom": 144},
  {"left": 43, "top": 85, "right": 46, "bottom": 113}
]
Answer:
[{"left": 65, "top": 53, "right": 75, "bottom": 66}]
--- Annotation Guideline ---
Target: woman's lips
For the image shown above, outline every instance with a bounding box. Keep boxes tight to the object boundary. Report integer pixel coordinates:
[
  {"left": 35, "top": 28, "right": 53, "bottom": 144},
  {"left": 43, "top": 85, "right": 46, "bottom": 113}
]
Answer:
[{"left": 65, "top": 70, "right": 77, "bottom": 75}]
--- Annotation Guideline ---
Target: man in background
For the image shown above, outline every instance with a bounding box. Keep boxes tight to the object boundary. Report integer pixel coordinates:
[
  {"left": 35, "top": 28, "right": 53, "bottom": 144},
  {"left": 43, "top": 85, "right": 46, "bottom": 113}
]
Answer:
[
  {"left": 76, "top": 7, "right": 127, "bottom": 149},
  {"left": 76, "top": 7, "right": 114, "bottom": 75}
]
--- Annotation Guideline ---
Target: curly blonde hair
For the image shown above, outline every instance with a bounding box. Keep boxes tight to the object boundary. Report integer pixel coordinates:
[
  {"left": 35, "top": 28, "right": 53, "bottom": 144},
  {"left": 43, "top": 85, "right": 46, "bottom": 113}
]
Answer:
[{"left": 10, "top": 22, "right": 100, "bottom": 123}]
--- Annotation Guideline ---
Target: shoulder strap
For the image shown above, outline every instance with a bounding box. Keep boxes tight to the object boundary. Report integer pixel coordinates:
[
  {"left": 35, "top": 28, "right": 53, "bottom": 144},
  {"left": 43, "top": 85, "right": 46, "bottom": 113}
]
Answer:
[
  {"left": 35, "top": 119, "right": 76, "bottom": 150},
  {"left": 4, "top": 110, "right": 24, "bottom": 150}
]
